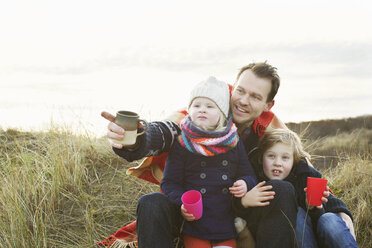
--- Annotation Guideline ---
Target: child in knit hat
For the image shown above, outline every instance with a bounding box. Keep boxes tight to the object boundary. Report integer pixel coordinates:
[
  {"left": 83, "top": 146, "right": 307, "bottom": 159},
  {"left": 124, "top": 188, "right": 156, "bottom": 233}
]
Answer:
[{"left": 161, "top": 76, "right": 257, "bottom": 248}]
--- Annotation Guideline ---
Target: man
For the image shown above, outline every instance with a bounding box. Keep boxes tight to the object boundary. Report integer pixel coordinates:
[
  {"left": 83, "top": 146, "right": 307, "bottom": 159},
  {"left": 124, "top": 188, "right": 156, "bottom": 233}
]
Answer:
[{"left": 101, "top": 62, "right": 356, "bottom": 248}]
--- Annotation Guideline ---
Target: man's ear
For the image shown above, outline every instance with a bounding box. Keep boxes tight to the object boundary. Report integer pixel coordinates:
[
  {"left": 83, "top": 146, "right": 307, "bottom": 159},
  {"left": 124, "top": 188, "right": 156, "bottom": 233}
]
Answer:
[{"left": 264, "top": 100, "right": 274, "bottom": 111}]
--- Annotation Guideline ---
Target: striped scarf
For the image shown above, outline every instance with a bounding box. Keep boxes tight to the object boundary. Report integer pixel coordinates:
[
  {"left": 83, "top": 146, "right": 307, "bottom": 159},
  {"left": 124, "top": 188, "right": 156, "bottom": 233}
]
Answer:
[{"left": 178, "top": 115, "right": 239, "bottom": 156}]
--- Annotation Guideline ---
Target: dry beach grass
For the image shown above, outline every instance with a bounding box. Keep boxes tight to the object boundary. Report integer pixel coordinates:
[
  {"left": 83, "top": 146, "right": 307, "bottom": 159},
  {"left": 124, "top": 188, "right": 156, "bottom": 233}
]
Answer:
[{"left": 0, "top": 115, "right": 371, "bottom": 247}]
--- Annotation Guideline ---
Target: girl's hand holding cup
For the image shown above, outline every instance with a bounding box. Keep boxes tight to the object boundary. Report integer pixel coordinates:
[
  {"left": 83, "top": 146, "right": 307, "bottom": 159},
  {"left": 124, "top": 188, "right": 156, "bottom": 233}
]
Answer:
[
  {"left": 181, "top": 204, "right": 195, "bottom": 221},
  {"left": 181, "top": 190, "right": 203, "bottom": 221},
  {"left": 305, "top": 177, "right": 330, "bottom": 209}
]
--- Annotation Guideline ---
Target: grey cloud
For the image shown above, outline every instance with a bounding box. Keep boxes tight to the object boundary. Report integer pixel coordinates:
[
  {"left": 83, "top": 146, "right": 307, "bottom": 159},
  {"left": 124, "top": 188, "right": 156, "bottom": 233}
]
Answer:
[
  {"left": 5, "top": 41, "right": 372, "bottom": 80},
  {"left": 110, "top": 42, "right": 372, "bottom": 79}
]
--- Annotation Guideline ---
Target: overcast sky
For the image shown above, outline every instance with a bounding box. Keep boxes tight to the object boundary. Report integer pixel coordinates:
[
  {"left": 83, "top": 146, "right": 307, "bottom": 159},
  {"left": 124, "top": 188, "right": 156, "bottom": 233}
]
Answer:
[{"left": 1, "top": 0, "right": 371, "bottom": 135}]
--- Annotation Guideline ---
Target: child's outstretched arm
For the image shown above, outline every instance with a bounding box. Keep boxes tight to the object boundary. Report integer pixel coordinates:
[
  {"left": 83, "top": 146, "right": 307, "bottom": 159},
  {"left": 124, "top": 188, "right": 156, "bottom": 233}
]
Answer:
[{"left": 241, "top": 181, "right": 275, "bottom": 207}]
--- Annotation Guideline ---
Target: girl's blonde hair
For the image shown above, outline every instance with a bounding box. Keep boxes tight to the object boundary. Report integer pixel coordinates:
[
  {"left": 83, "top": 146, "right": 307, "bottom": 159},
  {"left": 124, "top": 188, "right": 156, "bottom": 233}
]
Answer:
[
  {"left": 258, "top": 128, "right": 310, "bottom": 165},
  {"left": 214, "top": 110, "right": 228, "bottom": 132}
]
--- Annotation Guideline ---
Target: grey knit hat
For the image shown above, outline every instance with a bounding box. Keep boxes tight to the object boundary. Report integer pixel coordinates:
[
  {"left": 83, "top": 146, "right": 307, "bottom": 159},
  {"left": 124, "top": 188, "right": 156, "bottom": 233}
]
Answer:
[{"left": 188, "top": 76, "right": 230, "bottom": 118}]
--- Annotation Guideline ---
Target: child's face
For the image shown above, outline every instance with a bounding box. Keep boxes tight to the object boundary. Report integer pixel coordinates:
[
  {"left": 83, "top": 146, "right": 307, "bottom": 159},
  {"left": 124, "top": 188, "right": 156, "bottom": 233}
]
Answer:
[
  {"left": 189, "top": 97, "right": 221, "bottom": 130},
  {"left": 262, "top": 142, "right": 294, "bottom": 180}
]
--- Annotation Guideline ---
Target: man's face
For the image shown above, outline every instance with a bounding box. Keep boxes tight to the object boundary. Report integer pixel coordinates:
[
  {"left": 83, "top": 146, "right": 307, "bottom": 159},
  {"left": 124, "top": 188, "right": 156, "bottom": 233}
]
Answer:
[{"left": 230, "top": 70, "right": 273, "bottom": 126}]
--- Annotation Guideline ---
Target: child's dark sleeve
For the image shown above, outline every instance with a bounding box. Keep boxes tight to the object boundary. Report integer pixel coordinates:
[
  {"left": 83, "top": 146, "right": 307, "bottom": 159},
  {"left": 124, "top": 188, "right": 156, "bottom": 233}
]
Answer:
[
  {"left": 113, "top": 120, "right": 181, "bottom": 162},
  {"left": 160, "top": 141, "right": 185, "bottom": 207},
  {"left": 236, "top": 140, "right": 257, "bottom": 191},
  {"left": 295, "top": 160, "right": 325, "bottom": 224},
  {"left": 324, "top": 193, "right": 353, "bottom": 221},
  {"left": 301, "top": 160, "right": 354, "bottom": 221}
]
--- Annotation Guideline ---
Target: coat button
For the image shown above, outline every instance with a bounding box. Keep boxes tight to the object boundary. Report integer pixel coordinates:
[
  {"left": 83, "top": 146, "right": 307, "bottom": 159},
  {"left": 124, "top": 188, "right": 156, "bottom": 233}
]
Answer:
[
  {"left": 222, "top": 188, "right": 229, "bottom": 194},
  {"left": 222, "top": 160, "right": 228, "bottom": 166},
  {"left": 222, "top": 174, "right": 228, "bottom": 180},
  {"left": 201, "top": 161, "right": 207, "bottom": 167},
  {"left": 200, "top": 188, "right": 207, "bottom": 194},
  {"left": 200, "top": 173, "right": 206, "bottom": 179}
]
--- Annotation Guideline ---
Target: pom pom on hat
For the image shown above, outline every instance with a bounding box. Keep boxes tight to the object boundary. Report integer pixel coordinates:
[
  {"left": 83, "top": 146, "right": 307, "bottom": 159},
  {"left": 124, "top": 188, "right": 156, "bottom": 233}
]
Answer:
[{"left": 189, "top": 76, "right": 230, "bottom": 118}]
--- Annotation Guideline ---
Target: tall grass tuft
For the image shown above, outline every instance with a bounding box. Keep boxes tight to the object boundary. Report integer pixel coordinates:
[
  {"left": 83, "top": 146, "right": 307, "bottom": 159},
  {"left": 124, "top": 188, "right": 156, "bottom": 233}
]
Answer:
[
  {"left": 0, "top": 127, "right": 157, "bottom": 247},
  {"left": 323, "top": 156, "right": 372, "bottom": 248}
]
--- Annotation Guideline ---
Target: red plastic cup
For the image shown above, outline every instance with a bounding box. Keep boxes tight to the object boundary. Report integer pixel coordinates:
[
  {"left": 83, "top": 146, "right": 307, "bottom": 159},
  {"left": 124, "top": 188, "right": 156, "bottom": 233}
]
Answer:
[
  {"left": 181, "top": 190, "right": 203, "bottom": 220},
  {"left": 307, "top": 177, "right": 328, "bottom": 206}
]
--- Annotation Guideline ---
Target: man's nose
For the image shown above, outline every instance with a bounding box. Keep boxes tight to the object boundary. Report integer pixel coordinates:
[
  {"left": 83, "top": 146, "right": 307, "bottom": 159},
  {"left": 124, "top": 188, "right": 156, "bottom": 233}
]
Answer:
[{"left": 239, "top": 94, "right": 250, "bottom": 106}]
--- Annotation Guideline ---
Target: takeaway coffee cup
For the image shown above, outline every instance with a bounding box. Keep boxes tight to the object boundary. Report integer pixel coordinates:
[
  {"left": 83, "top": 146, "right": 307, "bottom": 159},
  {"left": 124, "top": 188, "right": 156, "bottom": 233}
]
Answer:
[
  {"left": 114, "top": 110, "right": 148, "bottom": 146},
  {"left": 181, "top": 190, "right": 203, "bottom": 220},
  {"left": 307, "top": 177, "right": 328, "bottom": 206}
]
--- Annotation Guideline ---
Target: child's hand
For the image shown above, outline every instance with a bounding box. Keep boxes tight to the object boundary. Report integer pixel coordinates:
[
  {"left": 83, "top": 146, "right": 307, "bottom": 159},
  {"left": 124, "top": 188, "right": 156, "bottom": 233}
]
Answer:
[
  {"left": 181, "top": 204, "right": 195, "bottom": 221},
  {"left": 304, "top": 186, "right": 330, "bottom": 209},
  {"left": 229, "top": 179, "right": 247, "bottom": 198},
  {"left": 241, "top": 181, "right": 275, "bottom": 208}
]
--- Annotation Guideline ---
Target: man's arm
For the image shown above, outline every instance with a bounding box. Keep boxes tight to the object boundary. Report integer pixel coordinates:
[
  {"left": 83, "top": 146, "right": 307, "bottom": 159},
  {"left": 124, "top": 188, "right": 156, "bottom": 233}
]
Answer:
[{"left": 267, "top": 114, "right": 288, "bottom": 130}]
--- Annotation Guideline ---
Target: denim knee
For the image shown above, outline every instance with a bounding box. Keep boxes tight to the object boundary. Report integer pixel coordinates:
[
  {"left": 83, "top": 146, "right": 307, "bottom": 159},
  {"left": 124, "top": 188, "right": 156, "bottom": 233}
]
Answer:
[
  {"left": 318, "top": 213, "right": 343, "bottom": 237},
  {"left": 317, "top": 212, "right": 358, "bottom": 248}
]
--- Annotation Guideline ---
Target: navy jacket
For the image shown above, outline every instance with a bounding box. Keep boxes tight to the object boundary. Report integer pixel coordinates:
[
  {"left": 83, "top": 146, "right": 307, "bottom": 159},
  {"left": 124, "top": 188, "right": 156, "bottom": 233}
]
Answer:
[{"left": 161, "top": 138, "right": 257, "bottom": 241}]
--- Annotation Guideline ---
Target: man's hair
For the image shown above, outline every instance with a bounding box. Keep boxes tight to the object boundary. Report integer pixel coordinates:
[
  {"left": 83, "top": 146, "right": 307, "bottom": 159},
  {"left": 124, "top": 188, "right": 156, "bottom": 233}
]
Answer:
[
  {"left": 258, "top": 129, "right": 310, "bottom": 165},
  {"left": 236, "top": 62, "right": 280, "bottom": 102}
]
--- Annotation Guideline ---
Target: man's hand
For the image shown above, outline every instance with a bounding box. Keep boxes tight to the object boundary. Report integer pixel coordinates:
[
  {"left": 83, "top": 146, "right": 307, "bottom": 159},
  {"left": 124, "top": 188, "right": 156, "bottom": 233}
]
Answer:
[
  {"left": 101, "top": 111, "right": 144, "bottom": 149},
  {"left": 241, "top": 181, "right": 275, "bottom": 208},
  {"left": 181, "top": 204, "right": 195, "bottom": 222},
  {"left": 229, "top": 180, "right": 248, "bottom": 198},
  {"left": 338, "top": 212, "right": 356, "bottom": 240},
  {"left": 101, "top": 111, "right": 126, "bottom": 149}
]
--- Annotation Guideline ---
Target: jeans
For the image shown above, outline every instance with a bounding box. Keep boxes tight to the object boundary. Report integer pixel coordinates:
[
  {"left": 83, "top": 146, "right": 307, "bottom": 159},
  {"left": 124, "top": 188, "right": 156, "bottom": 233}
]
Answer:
[
  {"left": 296, "top": 207, "right": 317, "bottom": 248},
  {"left": 136, "top": 192, "right": 182, "bottom": 248},
  {"left": 317, "top": 213, "right": 358, "bottom": 248}
]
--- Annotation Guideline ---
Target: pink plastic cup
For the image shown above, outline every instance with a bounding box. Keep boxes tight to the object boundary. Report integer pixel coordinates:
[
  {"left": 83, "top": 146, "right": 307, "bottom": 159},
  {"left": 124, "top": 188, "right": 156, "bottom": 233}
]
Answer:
[
  {"left": 181, "top": 190, "right": 203, "bottom": 220},
  {"left": 307, "top": 177, "right": 328, "bottom": 206}
]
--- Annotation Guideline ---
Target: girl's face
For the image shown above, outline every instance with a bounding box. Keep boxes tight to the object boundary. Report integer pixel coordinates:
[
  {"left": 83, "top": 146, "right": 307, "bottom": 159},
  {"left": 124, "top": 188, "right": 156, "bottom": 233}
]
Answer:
[
  {"left": 262, "top": 142, "right": 294, "bottom": 180},
  {"left": 189, "top": 97, "right": 221, "bottom": 130}
]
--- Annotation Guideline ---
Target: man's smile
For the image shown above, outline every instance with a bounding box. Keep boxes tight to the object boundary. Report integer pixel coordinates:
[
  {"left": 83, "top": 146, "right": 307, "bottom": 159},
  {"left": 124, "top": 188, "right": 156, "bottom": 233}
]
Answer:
[{"left": 233, "top": 104, "right": 249, "bottom": 114}]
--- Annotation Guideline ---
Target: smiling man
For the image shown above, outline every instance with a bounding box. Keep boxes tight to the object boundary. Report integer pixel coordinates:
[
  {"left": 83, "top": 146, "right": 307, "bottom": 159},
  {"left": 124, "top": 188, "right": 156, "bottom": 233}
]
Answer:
[
  {"left": 231, "top": 66, "right": 277, "bottom": 127},
  {"left": 101, "top": 62, "right": 356, "bottom": 248}
]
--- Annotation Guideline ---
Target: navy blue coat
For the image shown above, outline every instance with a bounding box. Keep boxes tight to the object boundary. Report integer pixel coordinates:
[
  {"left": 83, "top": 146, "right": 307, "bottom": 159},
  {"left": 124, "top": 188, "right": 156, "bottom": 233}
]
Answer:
[{"left": 160, "top": 138, "right": 257, "bottom": 241}]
